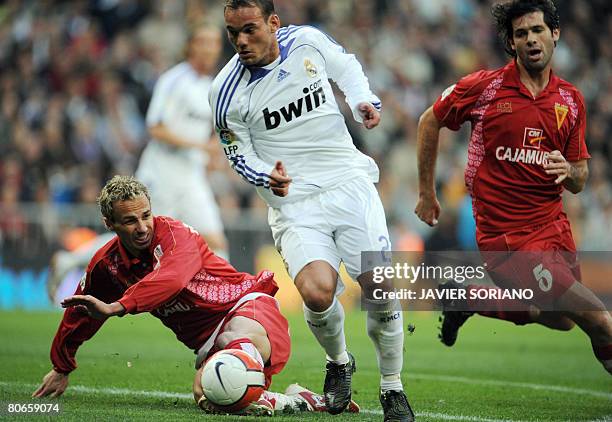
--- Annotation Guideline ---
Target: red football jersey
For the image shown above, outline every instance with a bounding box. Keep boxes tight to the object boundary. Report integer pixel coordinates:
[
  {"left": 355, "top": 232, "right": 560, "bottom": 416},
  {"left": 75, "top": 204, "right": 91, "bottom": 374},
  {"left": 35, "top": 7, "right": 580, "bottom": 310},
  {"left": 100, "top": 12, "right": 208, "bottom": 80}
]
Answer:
[
  {"left": 50, "top": 216, "right": 278, "bottom": 374},
  {"left": 433, "top": 60, "right": 589, "bottom": 234}
]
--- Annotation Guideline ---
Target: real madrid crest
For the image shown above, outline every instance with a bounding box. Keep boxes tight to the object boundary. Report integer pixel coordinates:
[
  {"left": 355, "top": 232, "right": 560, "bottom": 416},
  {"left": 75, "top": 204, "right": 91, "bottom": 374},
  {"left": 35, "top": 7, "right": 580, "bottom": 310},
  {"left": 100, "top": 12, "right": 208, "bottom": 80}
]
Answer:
[
  {"left": 219, "top": 129, "right": 236, "bottom": 145},
  {"left": 304, "top": 59, "right": 317, "bottom": 77}
]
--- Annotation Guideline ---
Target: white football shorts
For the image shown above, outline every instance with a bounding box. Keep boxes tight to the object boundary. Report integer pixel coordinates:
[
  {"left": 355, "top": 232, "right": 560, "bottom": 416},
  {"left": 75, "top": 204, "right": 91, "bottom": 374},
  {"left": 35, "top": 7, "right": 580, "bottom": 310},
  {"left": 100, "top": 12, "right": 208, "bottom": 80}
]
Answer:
[{"left": 268, "top": 177, "right": 391, "bottom": 286}]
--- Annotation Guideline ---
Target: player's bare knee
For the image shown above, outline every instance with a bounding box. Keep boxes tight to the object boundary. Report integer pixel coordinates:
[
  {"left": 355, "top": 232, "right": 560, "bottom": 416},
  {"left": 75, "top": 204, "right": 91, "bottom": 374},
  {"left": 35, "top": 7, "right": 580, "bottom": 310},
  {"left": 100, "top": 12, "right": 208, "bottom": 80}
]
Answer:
[
  {"left": 296, "top": 278, "right": 335, "bottom": 311},
  {"left": 302, "top": 288, "right": 335, "bottom": 312},
  {"left": 215, "top": 331, "right": 236, "bottom": 349},
  {"left": 215, "top": 328, "right": 264, "bottom": 349},
  {"left": 215, "top": 316, "right": 269, "bottom": 351},
  {"left": 295, "top": 261, "right": 337, "bottom": 311},
  {"left": 358, "top": 271, "right": 393, "bottom": 299}
]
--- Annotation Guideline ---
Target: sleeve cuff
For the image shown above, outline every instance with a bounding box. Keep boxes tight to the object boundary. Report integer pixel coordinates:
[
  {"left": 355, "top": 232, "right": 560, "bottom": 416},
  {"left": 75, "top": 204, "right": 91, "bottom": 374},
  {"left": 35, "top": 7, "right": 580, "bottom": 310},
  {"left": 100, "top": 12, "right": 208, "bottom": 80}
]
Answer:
[
  {"left": 118, "top": 296, "right": 137, "bottom": 314},
  {"left": 350, "top": 97, "right": 381, "bottom": 123},
  {"left": 52, "top": 365, "right": 73, "bottom": 375}
]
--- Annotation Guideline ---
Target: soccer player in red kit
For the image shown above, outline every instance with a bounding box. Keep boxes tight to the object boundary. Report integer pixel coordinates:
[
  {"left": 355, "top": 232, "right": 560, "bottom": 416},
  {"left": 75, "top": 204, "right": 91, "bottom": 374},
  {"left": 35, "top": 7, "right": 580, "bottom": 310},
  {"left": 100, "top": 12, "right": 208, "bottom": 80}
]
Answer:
[
  {"left": 32, "top": 176, "right": 360, "bottom": 415},
  {"left": 415, "top": 0, "right": 612, "bottom": 375}
]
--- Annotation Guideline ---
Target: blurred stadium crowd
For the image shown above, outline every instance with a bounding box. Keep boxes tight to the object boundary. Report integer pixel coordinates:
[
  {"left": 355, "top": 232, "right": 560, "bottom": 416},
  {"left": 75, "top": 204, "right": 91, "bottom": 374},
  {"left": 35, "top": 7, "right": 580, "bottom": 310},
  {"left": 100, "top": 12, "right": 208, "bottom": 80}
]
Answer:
[{"left": 1, "top": 0, "right": 611, "bottom": 272}]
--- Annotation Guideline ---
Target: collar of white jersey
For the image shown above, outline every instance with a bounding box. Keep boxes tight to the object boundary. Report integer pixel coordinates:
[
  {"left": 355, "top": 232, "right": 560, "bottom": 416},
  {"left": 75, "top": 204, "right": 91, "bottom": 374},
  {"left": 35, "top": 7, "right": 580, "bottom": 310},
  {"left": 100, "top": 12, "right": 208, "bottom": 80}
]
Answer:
[{"left": 247, "top": 38, "right": 295, "bottom": 85}]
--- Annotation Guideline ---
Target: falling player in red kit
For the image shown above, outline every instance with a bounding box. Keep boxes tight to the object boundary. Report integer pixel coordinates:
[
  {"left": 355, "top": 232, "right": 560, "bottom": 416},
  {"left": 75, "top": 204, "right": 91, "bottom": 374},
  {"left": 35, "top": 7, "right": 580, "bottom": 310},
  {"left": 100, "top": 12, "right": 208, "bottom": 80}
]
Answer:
[
  {"left": 32, "top": 176, "right": 360, "bottom": 415},
  {"left": 415, "top": 0, "right": 612, "bottom": 375}
]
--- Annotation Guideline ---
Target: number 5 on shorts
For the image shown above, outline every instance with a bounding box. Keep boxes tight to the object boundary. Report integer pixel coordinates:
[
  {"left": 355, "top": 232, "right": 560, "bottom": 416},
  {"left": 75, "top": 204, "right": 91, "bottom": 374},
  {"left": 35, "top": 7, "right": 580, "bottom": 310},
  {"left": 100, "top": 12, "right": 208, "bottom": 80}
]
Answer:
[{"left": 533, "top": 263, "right": 553, "bottom": 292}]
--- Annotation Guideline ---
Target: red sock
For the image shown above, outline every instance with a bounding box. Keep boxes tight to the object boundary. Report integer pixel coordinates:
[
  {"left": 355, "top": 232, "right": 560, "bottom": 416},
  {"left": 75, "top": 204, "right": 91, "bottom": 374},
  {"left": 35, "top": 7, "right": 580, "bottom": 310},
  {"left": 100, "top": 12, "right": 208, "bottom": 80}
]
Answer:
[
  {"left": 225, "top": 337, "right": 271, "bottom": 388},
  {"left": 467, "top": 285, "right": 532, "bottom": 325},
  {"left": 224, "top": 337, "right": 265, "bottom": 368}
]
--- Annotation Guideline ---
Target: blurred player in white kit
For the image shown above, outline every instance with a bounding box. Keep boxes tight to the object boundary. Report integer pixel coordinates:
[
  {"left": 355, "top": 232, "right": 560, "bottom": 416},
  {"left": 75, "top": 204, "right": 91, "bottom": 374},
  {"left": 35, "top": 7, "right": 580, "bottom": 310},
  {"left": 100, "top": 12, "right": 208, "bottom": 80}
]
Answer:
[
  {"left": 135, "top": 22, "right": 228, "bottom": 258},
  {"left": 48, "top": 23, "right": 229, "bottom": 302}
]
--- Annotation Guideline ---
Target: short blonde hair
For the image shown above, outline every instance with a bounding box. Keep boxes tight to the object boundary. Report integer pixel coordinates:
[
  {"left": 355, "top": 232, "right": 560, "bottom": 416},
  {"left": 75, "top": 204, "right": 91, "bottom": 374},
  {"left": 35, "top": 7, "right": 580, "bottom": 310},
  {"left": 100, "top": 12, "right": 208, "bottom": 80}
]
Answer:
[{"left": 97, "top": 175, "right": 150, "bottom": 222}]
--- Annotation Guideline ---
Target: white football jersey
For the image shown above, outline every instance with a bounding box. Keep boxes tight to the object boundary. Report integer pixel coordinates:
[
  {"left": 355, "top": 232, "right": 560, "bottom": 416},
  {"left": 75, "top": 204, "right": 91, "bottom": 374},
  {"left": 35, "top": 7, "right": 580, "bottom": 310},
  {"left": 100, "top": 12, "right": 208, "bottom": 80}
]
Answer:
[
  {"left": 139, "top": 62, "right": 214, "bottom": 177},
  {"left": 209, "top": 25, "right": 382, "bottom": 208}
]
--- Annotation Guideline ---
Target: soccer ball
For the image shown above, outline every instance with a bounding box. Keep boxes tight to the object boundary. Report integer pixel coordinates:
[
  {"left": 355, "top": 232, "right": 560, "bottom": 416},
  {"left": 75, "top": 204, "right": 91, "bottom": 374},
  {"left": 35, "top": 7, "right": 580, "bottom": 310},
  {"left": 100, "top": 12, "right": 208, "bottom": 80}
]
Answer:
[{"left": 201, "top": 349, "right": 266, "bottom": 411}]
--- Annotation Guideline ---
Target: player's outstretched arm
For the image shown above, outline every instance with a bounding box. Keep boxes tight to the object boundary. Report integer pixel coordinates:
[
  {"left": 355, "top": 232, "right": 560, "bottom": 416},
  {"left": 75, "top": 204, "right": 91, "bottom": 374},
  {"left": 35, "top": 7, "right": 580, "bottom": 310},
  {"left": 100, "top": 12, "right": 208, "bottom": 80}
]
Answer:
[
  {"left": 358, "top": 102, "right": 381, "bottom": 129},
  {"left": 415, "top": 105, "right": 443, "bottom": 226},
  {"left": 61, "top": 295, "right": 126, "bottom": 320},
  {"left": 32, "top": 369, "right": 69, "bottom": 398}
]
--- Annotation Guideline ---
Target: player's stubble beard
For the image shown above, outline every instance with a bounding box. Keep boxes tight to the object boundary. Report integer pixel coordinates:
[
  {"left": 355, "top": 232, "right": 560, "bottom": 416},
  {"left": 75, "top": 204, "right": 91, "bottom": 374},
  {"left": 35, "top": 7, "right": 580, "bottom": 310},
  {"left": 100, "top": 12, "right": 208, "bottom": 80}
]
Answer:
[
  {"left": 240, "top": 37, "right": 279, "bottom": 67},
  {"left": 516, "top": 35, "right": 556, "bottom": 76},
  {"left": 519, "top": 48, "right": 553, "bottom": 75}
]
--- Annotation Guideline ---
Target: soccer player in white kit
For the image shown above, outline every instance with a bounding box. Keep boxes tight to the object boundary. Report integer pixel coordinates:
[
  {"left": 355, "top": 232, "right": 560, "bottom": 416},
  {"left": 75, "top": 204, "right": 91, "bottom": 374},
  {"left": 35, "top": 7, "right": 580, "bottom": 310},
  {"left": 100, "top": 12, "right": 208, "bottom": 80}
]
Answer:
[
  {"left": 210, "top": 1, "right": 414, "bottom": 420},
  {"left": 136, "top": 23, "right": 228, "bottom": 258}
]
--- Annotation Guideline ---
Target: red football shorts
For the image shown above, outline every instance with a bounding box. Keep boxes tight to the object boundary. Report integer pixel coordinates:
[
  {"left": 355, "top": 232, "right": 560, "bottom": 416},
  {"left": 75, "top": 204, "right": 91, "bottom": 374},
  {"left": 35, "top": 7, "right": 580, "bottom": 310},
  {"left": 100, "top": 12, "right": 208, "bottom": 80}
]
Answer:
[
  {"left": 208, "top": 295, "right": 290, "bottom": 389},
  {"left": 477, "top": 217, "right": 581, "bottom": 308}
]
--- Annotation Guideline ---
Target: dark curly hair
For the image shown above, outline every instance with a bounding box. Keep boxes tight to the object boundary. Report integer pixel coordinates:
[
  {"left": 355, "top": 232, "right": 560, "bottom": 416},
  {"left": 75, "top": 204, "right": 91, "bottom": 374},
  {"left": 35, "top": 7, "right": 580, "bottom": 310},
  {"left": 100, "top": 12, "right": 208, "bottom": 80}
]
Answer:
[{"left": 492, "top": 0, "right": 560, "bottom": 57}]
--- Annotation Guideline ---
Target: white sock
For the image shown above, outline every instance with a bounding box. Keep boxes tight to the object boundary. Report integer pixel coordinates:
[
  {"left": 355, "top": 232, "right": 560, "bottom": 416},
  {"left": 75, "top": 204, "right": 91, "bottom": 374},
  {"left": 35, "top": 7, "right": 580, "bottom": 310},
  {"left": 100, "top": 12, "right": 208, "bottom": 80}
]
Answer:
[
  {"left": 365, "top": 298, "right": 404, "bottom": 379},
  {"left": 303, "top": 297, "right": 349, "bottom": 364},
  {"left": 380, "top": 374, "right": 403, "bottom": 392}
]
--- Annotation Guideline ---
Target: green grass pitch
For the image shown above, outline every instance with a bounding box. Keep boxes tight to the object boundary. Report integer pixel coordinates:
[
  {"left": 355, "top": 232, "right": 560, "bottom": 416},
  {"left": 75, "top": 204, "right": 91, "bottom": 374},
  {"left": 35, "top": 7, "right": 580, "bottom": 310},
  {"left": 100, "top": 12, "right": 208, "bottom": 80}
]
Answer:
[{"left": 0, "top": 310, "right": 610, "bottom": 421}]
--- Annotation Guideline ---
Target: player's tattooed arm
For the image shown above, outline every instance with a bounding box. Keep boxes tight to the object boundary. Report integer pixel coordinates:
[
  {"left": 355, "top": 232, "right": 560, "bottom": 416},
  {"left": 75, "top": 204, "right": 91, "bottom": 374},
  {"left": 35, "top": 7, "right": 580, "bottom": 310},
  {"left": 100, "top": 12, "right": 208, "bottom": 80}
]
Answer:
[{"left": 544, "top": 151, "right": 588, "bottom": 193}]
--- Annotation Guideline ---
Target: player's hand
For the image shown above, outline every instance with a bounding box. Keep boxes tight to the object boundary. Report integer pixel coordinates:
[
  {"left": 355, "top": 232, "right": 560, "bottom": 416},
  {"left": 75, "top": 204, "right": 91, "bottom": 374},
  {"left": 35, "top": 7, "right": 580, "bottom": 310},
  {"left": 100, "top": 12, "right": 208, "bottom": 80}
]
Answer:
[
  {"left": 543, "top": 150, "right": 571, "bottom": 184},
  {"left": 32, "top": 369, "right": 69, "bottom": 398},
  {"left": 358, "top": 102, "right": 380, "bottom": 129},
  {"left": 415, "top": 193, "right": 441, "bottom": 226},
  {"left": 269, "top": 161, "right": 292, "bottom": 197},
  {"left": 61, "top": 295, "right": 123, "bottom": 319}
]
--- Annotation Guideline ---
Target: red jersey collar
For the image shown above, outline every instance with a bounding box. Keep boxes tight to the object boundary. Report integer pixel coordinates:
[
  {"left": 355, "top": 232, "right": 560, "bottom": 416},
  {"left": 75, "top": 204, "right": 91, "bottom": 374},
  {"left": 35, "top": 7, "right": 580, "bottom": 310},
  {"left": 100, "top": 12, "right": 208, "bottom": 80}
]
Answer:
[{"left": 502, "top": 59, "right": 559, "bottom": 97}]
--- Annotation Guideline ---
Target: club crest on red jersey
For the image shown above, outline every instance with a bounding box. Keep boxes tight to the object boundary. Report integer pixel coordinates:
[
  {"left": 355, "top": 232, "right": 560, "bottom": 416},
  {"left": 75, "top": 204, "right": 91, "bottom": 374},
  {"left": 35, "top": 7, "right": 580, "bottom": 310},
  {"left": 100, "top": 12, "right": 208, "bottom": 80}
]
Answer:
[
  {"left": 522, "top": 127, "right": 545, "bottom": 149},
  {"left": 554, "top": 103, "right": 569, "bottom": 130}
]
